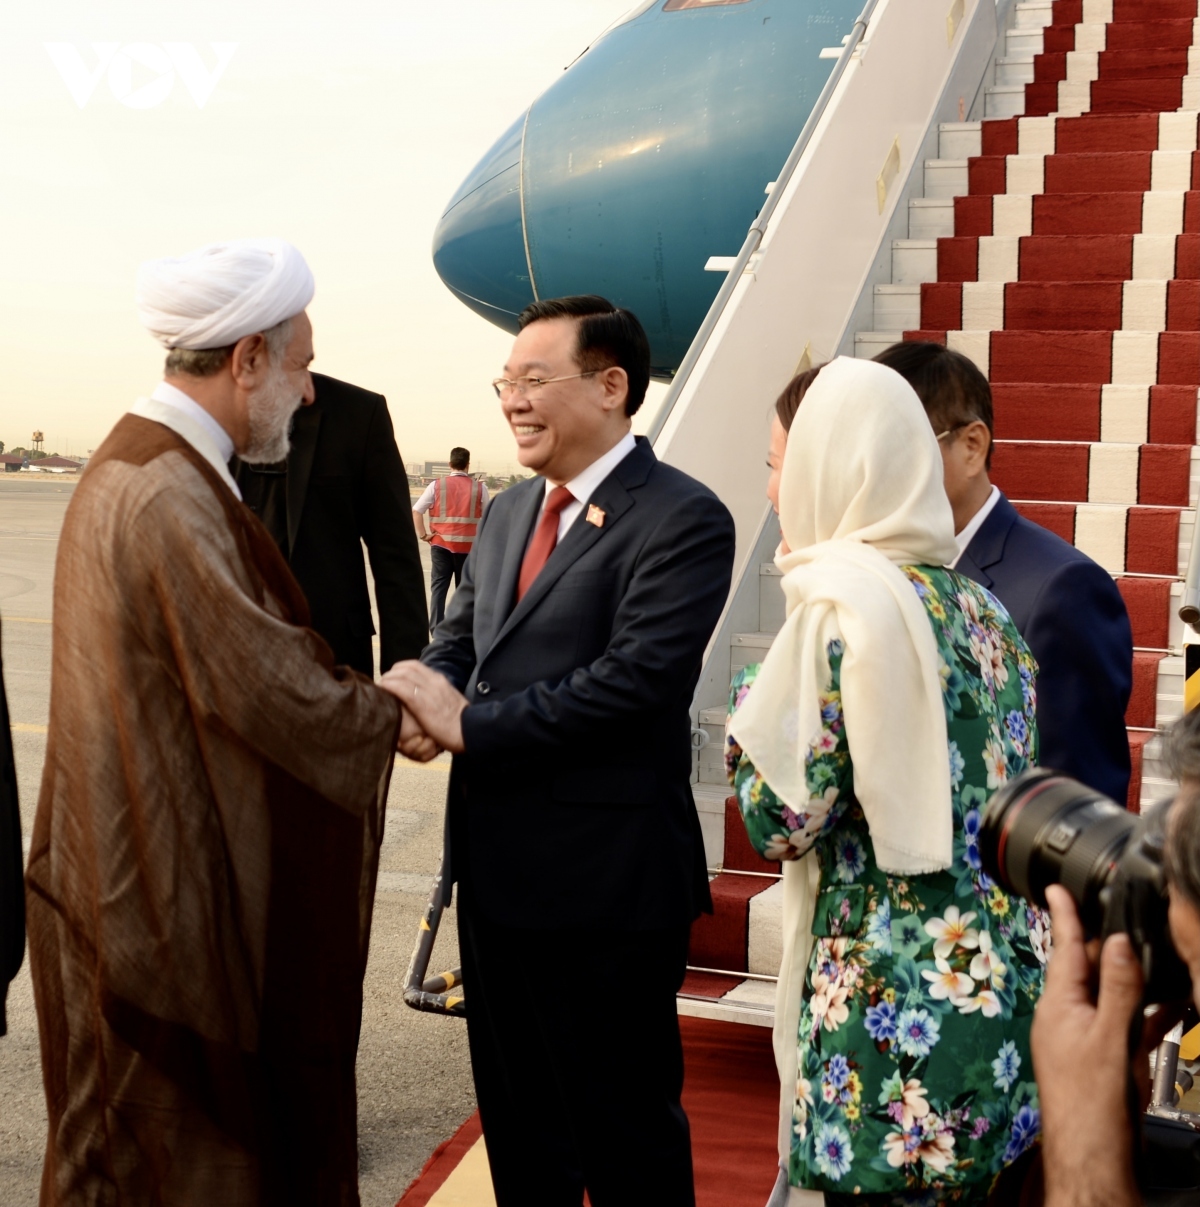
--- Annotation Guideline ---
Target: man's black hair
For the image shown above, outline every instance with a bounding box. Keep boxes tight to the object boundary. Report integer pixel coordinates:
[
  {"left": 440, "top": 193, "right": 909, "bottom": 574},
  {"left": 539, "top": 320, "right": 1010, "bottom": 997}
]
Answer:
[
  {"left": 449, "top": 447, "right": 470, "bottom": 470},
  {"left": 873, "top": 341, "right": 995, "bottom": 471},
  {"left": 517, "top": 295, "right": 650, "bottom": 417}
]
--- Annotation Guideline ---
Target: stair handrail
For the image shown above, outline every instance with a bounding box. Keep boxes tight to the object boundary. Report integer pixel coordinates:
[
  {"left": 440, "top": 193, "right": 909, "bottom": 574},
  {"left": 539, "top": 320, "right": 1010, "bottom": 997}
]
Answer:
[
  {"left": 647, "top": 0, "right": 881, "bottom": 445},
  {"left": 1181, "top": 516, "right": 1200, "bottom": 632}
]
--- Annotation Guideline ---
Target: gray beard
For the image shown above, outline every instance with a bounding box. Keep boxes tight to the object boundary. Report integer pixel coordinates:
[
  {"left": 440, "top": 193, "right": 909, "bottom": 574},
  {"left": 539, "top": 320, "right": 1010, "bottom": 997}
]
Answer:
[{"left": 240, "top": 365, "right": 302, "bottom": 464}]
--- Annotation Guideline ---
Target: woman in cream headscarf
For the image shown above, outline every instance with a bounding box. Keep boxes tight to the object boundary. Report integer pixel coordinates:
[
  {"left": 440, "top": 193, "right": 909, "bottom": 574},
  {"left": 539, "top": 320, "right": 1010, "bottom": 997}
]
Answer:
[{"left": 726, "top": 358, "right": 1049, "bottom": 1205}]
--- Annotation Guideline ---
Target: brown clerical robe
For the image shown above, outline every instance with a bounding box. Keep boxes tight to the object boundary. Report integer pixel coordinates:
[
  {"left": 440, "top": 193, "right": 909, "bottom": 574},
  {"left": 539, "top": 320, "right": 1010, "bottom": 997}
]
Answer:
[{"left": 25, "top": 414, "right": 402, "bottom": 1207}]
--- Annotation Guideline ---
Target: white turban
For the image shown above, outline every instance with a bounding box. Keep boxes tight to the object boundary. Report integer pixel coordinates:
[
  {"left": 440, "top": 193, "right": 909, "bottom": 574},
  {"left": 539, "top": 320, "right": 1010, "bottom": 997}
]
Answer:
[{"left": 136, "top": 237, "right": 315, "bottom": 350}]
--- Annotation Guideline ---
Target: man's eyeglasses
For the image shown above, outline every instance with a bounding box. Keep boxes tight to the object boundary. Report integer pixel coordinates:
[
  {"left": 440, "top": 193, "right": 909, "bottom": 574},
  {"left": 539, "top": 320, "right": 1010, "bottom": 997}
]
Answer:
[
  {"left": 491, "top": 371, "right": 597, "bottom": 399},
  {"left": 935, "top": 421, "right": 975, "bottom": 443}
]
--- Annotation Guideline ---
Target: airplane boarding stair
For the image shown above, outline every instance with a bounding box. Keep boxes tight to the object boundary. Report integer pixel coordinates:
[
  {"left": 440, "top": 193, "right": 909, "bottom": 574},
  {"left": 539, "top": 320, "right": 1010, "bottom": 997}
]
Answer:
[
  {"left": 857, "top": 0, "right": 1197, "bottom": 813},
  {"left": 674, "top": 0, "right": 1200, "bottom": 1023}
]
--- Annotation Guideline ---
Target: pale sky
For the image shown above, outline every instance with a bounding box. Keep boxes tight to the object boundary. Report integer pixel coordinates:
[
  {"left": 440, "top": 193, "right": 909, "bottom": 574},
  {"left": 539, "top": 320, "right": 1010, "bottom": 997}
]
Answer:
[{"left": 0, "top": 1, "right": 666, "bottom": 470}]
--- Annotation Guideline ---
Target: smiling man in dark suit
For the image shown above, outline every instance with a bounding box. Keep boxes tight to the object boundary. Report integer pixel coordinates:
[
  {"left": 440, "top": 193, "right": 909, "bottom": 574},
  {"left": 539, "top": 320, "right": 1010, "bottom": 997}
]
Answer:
[
  {"left": 233, "top": 373, "right": 428, "bottom": 676},
  {"left": 382, "top": 296, "right": 735, "bottom": 1207},
  {"left": 876, "top": 341, "right": 1134, "bottom": 806}
]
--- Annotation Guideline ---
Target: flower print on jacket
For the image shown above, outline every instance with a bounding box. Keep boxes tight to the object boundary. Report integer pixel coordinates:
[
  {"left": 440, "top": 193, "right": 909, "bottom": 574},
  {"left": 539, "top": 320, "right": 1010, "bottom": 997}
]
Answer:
[
  {"left": 948, "top": 740, "right": 966, "bottom": 791},
  {"left": 1005, "top": 709, "right": 1030, "bottom": 755},
  {"left": 969, "top": 930, "right": 1007, "bottom": 992},
  {"left": 992, "top": 1041, "right": 1021, "bottom": 1092},
  {"left": 865, "top": 999, "right": 897, "bottom": 1044},
  {"left": 728, "top": 566, "right": 1045, "bottom": 1198},
  {"left": 1003, "top": 1104, "right": 1041, "bottom": 1164},
  {"left": 896, "top": 1008, "right": 940, "bottom": 1059},
  {"left": 833, "top": 834, "right": 866, "bottom": 884},
  {"left": 813, "top": 1121, "right": 854, "bottom": 1181},
  {"left": 924, "top": 905, "right": 979, "bottom": 961},
  {"left": 982, "top": 725, "right": 1010, "bottom": 789}
]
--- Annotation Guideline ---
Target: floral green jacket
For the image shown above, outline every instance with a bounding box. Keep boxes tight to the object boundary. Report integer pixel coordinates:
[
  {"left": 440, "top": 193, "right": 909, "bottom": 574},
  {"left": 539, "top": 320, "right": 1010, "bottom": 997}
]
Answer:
[{"left": 727, "top": 566, "right": 1049, "bottom": 1203}]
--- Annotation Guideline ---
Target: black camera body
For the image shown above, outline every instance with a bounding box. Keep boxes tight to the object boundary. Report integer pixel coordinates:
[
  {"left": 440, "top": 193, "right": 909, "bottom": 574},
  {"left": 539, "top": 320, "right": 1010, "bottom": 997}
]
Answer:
[{"left": 980, "top": 768, "right": 1191, "bottom": 1006}]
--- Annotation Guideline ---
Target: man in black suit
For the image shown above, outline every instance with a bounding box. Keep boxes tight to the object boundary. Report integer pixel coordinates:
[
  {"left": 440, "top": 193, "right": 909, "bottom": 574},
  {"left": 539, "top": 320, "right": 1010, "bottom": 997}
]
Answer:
[
  {"left": 383, "top": 297, "right": 735, "bottom": 1206},
  {"left": 233, "top": 372, "right": 428, "bottom": 676},
  {"left": 876, "top": 342, "right": 1134, "bottom": 805}
]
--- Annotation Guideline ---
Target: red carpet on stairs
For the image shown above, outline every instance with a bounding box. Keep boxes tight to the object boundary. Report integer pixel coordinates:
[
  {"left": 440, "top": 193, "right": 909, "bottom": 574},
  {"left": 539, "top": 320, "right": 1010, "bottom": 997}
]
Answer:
[
  {"left": 687, "top": 797, "right": 779, "bottom": 984},
  {"left": 906, "top": 0, "right": 1200, "bottom": 811},
  {"left": 394, "top": 1017, "right": 780, "bottom": 1207}
]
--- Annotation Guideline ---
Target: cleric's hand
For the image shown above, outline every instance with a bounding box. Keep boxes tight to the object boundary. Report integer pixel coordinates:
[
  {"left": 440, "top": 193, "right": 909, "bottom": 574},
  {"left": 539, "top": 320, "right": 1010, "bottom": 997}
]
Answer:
[
  {"left": 394, "top": 704, "right": 442, "bottom": 763},
  {"left": 381, "top": 661, "right": 468, "bottom": 755},
  {"left": 1033, "top": 885, "right": 1143, "bottom": 1207}
]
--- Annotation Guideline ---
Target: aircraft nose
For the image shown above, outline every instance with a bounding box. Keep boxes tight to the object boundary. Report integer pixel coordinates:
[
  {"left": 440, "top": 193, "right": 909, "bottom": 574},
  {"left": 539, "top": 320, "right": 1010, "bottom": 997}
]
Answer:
[{"left": 432, "top": 112, "right": 533, "bottom": 333}]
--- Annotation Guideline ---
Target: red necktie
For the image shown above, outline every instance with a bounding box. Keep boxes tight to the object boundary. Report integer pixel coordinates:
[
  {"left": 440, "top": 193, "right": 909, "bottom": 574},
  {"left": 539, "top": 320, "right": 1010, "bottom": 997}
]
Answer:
[{"left": 517, "top": 485, "right": 575, "bottom": 601}]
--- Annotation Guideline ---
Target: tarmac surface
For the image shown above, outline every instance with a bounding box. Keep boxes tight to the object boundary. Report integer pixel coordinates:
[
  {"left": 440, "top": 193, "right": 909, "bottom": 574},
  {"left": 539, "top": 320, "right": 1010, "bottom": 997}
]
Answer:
[{"left": 0, "top": 475, "right": 476, "bottom": 1206}]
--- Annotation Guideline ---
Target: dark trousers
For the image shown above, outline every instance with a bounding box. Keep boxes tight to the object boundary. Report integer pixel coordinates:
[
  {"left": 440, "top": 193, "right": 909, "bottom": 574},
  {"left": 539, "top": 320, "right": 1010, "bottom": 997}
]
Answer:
[
  {"left": 457, "top": 896, "right": 696, "bottom": 1207},
  {"left": 429, "top": 544, "right": 469, "bottom": 633}
]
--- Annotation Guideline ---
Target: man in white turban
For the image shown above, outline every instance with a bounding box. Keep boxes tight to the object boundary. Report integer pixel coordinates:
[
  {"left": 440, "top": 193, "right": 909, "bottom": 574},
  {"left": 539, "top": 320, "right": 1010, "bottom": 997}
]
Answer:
[{"left": 26, "top": 239, "right": 406, "bottom": 1206}]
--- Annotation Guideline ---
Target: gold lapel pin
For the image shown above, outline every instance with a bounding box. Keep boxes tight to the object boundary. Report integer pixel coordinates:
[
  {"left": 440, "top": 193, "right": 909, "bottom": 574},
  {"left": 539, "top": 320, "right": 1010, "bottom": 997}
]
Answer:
[{"left": 586, "top": 504, "right": 606, "bottom": 528}]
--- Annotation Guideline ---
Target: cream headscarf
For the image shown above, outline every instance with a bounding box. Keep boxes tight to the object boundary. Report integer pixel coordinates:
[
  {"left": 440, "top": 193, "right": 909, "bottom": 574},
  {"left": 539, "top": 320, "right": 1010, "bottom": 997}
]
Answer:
[{"left": 728, "top": 354, "right": 959, "bottom": 875}]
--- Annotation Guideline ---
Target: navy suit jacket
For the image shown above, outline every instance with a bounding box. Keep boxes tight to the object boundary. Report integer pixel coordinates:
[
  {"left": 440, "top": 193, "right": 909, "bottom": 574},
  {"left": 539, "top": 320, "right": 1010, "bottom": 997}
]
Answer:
[
  {"left": 422, "top": 437, "right": 735, "bottom": 929},
  {"left": 957, "top": 492, "right": 1133, "bottom": 804}
]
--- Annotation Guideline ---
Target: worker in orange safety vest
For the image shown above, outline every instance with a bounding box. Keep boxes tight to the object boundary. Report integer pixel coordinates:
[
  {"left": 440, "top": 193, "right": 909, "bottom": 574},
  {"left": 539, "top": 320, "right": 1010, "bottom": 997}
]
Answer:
[{"left": 412, "top": 446, "right": 489, "bottom": 634}]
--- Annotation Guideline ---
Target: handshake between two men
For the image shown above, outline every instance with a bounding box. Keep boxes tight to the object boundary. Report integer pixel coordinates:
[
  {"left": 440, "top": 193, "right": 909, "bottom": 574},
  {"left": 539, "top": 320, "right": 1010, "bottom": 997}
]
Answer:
[
  {"left": 382, "top": 661, "right": 465, "bottom": 762},
  {"left": 23, "top": 237, "right": 736, "bottom": 1207}
]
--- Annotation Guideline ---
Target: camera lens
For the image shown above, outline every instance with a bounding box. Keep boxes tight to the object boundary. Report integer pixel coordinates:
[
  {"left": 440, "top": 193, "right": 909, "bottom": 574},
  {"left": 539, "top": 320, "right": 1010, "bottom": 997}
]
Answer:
[{"left": 980, "top": 768, "right": 1138, "bottom": 935}]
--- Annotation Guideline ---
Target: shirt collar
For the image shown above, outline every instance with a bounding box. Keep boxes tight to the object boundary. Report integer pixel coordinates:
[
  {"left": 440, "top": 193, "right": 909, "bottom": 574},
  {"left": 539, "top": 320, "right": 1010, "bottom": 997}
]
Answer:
[
  {"left": 951, "top": 484, "right": 1001, "bottom": 567},
  {"left": 547, "top": 430, "right": 637, "bottom": 505},
  {"left": 129, "top": 382, "right": 242, "bottom": 500}
]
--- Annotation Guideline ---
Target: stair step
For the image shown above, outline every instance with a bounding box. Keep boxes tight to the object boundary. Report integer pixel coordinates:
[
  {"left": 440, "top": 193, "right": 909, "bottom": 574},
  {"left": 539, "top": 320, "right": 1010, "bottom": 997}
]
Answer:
[
  {"left": 749, "top": 880, "right": 786, "bottom": 975},
  {"left": 1012, "top": 2, "right": 1053, "bottom": 29},
  {"left": 925, "top": 158, "right": 970, "bottom": 198},
  {"left": 910, "top": 197, "right": 956, "bottom": 239},
  {"left": 1157, "top": 654, "right": 1185, "bottom": 726},
  {"left": 1141, "top": 775, "right": 1180, "bottom": 809},
  {"left": 939, "top": 121, "right": 982, "bottom": 160},
  {"left": 995, "top": 58, "right": 1037, "bottom": 87},
  {"left": 874, "top": 282, "right": 922, "bottom": 330},
  {"left": 1006, "top": 29, "right": 1046, "bottom": 59},
  {"left": 759, "top": 561, "right": 785, "bottom": 633},
  {"left": 986, "top": 85, "right": 1027, "bottom": 120},
  {"left": 892, "top": 240, "right": 937, "bottom": 283},
  {"left": 855, "top": 330, "right": 905, "bottom": 358},
  {"left": 1006, "top": 500, "right": 1195, "bottom": 577}
]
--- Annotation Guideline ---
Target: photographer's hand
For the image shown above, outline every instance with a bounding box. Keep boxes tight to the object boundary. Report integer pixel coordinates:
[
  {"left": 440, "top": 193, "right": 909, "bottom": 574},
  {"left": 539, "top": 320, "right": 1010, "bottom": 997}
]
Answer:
[{"left": 1034, "top": 885, "right": 1144, "bottom": 1207}]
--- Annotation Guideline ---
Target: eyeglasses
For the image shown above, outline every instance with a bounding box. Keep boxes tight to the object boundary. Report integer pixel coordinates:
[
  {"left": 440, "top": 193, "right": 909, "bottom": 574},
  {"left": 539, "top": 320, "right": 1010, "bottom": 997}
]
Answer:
[
  {"left": 491, "top": 371, "right": 597, "bottom": 399},
  {"left": 935, "top": 421, "right": 975, "bottom": 443}
]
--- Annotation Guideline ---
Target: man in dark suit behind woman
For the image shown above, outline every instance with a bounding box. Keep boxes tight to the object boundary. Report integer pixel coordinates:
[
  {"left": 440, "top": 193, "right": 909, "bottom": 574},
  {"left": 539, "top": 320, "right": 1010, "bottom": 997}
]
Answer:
[
  {"left": 233, "top": 372, "right": 429, "bottom": 675},
  {"left": 876, "top": 341, "right": 1134, "bottom": 806},
  {"left": 381, "top": 297, "right": 735, "bottom": 1206}
]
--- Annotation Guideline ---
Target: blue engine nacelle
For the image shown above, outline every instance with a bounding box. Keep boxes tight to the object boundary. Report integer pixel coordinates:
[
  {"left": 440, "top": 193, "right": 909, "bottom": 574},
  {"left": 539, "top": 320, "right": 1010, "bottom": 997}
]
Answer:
[{"left": 432, "top": 0, "right": 863, "bottom": 378}]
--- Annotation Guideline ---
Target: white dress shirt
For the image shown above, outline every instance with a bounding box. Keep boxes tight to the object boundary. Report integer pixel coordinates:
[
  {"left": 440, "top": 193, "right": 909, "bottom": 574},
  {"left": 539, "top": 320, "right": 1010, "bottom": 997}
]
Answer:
[
  {"left": 541, "top": 430, "right": 637, "bottom": 541},
  {"left": 130, "top": 382, "right": 242, "bottom": 500},
  {"left": 950, "top": 484, "right": 1001, "bottom": 568}
]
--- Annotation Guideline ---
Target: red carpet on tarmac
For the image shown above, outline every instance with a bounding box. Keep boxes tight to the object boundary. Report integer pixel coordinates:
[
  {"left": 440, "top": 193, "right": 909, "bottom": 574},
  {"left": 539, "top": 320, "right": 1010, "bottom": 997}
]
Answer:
[{"left": 395, "top": 1015, "right": 780, "bottom": 1207}]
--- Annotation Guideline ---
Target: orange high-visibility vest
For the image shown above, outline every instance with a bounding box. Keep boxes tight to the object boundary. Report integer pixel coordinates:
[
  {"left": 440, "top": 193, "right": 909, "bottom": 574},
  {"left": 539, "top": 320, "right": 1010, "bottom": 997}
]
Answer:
[{"left": 429, "top": 475, "right": 484, "bottom": 552}]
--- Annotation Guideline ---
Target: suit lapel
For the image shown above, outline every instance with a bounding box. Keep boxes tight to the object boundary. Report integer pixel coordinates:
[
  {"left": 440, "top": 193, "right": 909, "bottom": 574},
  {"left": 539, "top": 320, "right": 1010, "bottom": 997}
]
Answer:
[
  {"left": 286, "top": 403, "right": 322, "bottom": 556},
  {"left": 955, "top": 547, "right": 993, "bottom": 590},
  {"left": 957, "top": 492, "right": 1018, "bottom": 590},
  {"left": 484, "top": 440, "right": 653, "bottom": 658}
]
